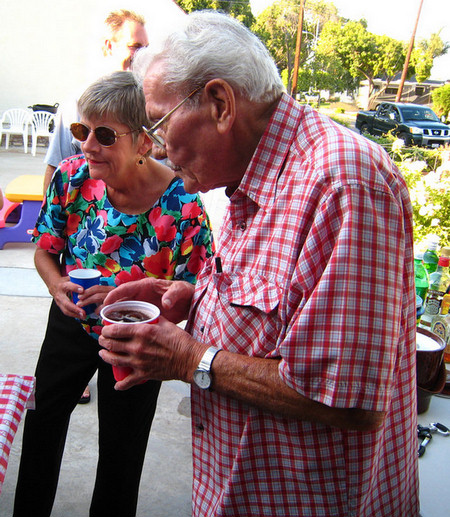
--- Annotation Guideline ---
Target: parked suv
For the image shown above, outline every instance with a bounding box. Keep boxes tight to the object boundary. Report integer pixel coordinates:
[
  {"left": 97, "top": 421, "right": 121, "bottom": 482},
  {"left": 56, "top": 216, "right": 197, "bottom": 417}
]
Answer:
[{"left": 355, "top": 102, "right": 450, "bottom": 148}]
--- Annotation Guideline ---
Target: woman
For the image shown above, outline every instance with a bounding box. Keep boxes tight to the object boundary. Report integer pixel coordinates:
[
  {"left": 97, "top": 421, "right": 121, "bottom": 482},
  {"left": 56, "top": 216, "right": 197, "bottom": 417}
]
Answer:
[{"left": 14, "top": 71, "right": 213, "bottom": 517}]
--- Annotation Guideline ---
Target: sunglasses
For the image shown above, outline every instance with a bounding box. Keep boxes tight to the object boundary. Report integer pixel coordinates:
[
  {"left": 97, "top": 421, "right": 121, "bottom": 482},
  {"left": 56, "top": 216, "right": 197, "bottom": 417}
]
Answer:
[{"left": 70, "top": 122, "right": 139, "bottom": 147}]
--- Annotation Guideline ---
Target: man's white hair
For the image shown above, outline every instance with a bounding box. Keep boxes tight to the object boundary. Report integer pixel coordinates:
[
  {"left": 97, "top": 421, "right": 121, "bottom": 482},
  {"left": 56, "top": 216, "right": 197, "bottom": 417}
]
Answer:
[{"left": 133, "top": 10, "right": 285, "bottom": 103}]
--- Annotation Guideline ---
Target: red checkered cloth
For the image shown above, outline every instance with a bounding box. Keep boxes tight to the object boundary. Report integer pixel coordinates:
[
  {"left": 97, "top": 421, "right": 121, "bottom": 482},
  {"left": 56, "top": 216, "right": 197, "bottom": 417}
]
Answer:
[{"left": 0, "top": 374, "right": 35, "bottom": 493}]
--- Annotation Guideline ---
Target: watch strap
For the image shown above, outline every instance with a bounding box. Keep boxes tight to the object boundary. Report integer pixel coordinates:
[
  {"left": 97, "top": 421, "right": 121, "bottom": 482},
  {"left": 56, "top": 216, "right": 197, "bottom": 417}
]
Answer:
[{"left": 197, "top": 346, "right": 221, "bottom": 372}]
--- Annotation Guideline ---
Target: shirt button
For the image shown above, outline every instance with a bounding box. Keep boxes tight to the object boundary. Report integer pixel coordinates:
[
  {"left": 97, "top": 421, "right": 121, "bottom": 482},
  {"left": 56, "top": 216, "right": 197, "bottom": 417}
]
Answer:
[
  {"left": 196, "top": 423, "right": 205, "bottom": 432},
  {"left": 238, "top": 221, "right": 246, "bottom": 231}
]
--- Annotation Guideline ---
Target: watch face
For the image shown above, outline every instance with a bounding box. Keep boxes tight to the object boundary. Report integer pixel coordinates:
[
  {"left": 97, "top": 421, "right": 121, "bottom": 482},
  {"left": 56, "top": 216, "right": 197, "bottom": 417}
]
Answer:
[{"left": 194, "top": 369, "right": 211, "bottom": 389}]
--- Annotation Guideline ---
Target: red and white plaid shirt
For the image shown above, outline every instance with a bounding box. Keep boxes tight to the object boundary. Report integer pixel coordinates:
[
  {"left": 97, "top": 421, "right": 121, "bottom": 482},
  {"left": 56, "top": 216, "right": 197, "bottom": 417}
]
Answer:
[{"left": 187, "top": 94, "right": 419, "bottom": 517}]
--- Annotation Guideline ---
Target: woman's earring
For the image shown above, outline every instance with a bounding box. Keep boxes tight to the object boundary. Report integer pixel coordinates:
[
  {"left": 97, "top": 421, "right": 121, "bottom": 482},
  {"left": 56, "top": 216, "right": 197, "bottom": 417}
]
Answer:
[{"left": 137, "top": 156, "right": 145, "bottom": 166}]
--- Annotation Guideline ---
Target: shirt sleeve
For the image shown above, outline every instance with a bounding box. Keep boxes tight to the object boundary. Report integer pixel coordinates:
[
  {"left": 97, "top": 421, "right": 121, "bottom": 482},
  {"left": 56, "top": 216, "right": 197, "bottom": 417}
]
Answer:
[
  {"left": 44, "top": 102, "right": 81, "bottom": 168},
  {"left": 278, "top": 181, "right": 406, "bottom": 413},
  {"left": 31, "top": 160, "right": 75, "bottom": 254}
]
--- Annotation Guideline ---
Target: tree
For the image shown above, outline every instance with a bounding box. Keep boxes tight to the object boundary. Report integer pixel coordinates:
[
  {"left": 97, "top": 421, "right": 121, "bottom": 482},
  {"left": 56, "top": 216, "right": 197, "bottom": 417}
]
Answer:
[
  {"left": 252, "top": 0, "right": 339, "bottom": 93},
  {"left": 315, "top": 20, "right": 407, "bottom": 100},
  {"left": 432, "top": 83, "right": 450, "bottom": 119},
  {"left": 412, "top": 31, "right": 450, "bottom": 83},
  {"left": 174, "top": 0, "right": 255, "bottom": 27}
]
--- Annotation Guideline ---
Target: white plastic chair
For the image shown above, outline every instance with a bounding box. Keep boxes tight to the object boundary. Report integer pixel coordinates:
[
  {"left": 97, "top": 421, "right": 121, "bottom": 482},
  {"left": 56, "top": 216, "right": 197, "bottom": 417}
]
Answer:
[
  {"left": 0, "top": 108, "right": 32, "bottom": 153},
  {"left": 30, "top": 111, "right": 56, "bottom": 156}
]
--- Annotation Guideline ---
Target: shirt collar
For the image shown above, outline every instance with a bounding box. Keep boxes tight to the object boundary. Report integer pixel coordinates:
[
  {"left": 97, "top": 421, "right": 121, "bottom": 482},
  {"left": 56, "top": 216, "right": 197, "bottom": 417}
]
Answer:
[{"left": 234, "top": 93, "right": 304, "bottom": 210}]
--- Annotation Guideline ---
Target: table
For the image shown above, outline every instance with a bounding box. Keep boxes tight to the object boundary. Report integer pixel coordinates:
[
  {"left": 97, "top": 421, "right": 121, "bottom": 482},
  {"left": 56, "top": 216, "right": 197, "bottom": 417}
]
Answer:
[
  {"left": 0, "top": 374, "right": 35, "bottom": 494},
  {"left": 417, "top": 393, "right": 450, "bottom": 517},
  {"left": 0, "top": 174, "right": 44, "bottom": 249}
]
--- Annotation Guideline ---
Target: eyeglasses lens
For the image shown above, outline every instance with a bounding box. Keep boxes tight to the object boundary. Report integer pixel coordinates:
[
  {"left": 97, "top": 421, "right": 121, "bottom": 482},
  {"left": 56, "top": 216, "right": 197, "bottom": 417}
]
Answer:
[
  {"left": 70, "top": 123, "right": 89, "bottom": 142},
  {"left": 70, "top": 123, "right": 117, "bottom": 147},
  {"left": 95, "top": 127, "right": 116, "bottom": 146}
]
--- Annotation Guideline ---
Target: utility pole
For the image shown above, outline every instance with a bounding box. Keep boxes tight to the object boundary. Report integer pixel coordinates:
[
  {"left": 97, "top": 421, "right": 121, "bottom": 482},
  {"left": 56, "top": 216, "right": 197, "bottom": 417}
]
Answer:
[
  {"left": 291, "top": 0, "right": 306, "bottom": 98},
  {"left": 395, "top": 0, "right": 424, "bottom": 102}
]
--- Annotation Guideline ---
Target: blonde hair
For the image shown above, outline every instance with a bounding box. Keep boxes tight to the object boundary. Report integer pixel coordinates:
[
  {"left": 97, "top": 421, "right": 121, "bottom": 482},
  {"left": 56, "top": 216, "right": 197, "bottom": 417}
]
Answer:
[{"left": 105, "top": 9, "right": 145, "bottom": 41}]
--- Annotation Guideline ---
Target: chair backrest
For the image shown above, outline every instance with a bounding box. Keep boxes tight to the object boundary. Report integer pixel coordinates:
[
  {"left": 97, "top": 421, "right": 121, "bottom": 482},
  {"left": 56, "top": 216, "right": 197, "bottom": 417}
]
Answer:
[
  {"left": 31, "top": 111, "right": 55, "bottom": 135},
  {"left": 1, "top": 108, "right": 31, "bottom": 130}
]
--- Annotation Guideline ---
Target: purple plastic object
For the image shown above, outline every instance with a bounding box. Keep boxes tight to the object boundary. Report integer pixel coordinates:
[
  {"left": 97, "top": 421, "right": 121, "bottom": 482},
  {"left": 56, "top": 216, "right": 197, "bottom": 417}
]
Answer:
[{"left": 0, "top": 200, "right": 41, "bottom": 249}]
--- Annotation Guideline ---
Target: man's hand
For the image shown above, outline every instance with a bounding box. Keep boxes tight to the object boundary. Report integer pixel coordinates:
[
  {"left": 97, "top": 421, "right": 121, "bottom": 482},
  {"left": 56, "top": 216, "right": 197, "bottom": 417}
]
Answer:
[
  {"left": 99, "top": 316, "right": 206, "bottom": 390},
  {"left": 103, "top": 277, "right": 194, "bottom": 323}
]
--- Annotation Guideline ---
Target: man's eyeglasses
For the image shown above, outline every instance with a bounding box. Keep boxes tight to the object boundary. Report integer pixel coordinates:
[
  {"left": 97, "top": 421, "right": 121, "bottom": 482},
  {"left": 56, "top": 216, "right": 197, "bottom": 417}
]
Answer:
[
  {"left": 142, "top": 86, "right": 203, "bottom": 151},
  {"left": 70, "top": 122, "right": 139, "bottom": 147}
]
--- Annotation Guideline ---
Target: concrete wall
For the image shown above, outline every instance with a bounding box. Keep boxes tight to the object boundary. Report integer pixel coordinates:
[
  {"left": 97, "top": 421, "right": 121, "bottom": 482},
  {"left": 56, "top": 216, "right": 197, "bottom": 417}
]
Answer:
[{"left": 0, "top": 0, "right": 186, "bottom": 115}]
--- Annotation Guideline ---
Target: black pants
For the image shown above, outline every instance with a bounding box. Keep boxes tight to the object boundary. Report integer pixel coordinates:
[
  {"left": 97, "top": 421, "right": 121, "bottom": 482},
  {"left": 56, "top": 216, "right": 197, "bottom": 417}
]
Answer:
[{"left": 13, "top": 301, "right": 161, "bottom": 517}]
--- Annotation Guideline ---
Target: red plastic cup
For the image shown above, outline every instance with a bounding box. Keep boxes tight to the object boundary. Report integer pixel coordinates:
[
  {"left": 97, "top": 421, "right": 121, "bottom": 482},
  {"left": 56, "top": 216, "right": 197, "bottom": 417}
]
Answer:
[{"left": 100, "top": 301, "right": 160, "bottom": 381}]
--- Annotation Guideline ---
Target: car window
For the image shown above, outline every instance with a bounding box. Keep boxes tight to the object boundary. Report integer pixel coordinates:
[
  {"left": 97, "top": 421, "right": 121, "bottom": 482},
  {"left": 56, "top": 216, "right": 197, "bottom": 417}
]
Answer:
[
  {"left": 378, "top": 105, "right": 390, "bottom": 118},
  {"left": 392, "top": 108, "right": 400, "bottom": 122},
  {"left": 401, "top": 107, "right": 440, "bottom": 122}
]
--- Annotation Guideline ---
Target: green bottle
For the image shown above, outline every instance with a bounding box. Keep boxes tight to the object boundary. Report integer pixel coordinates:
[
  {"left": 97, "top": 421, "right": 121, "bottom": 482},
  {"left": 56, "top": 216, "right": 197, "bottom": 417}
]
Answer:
[
  {"left": 423, "top": 238, "right": 439, "bottom": 274},
  {"left": 419, "top": 255, "right": 450, "bottom": 330},
  {"left": 414, "top": 253, "right": 429, "bottom": 323}
]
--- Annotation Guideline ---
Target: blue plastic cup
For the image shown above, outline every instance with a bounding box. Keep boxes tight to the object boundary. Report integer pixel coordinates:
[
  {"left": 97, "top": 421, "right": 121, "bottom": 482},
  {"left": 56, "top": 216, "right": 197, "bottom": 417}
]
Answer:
[{"left": 69, "top": 268, "right": 101, "bottom": 316}]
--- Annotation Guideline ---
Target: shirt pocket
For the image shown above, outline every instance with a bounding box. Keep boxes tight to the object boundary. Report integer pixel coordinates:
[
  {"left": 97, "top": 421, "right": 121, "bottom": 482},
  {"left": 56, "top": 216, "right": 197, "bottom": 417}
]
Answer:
[{"left": 214, "top": 273, "right": 282, "bottom": 357}]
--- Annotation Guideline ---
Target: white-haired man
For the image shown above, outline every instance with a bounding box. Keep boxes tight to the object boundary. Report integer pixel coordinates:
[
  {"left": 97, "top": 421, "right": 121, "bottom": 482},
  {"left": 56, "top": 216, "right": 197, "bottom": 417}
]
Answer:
[{"left": 100, "top": 11, "right": 419, "bottom": 517}]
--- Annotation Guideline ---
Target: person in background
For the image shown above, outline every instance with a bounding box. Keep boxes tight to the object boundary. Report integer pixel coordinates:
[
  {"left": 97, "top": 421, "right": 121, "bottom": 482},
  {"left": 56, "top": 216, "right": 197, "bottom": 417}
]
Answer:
[
  {"left": 99, "top": 11, "right": 419, "bottom": 517},
  {"left": 13, "top": 71, "right": 213, "bottom": 517},
  {"left": 43, "top": 8, "right": 149, "bottom": 194},
  {"left": 44, "top": 8, "right": 148, "bottom": 404}
]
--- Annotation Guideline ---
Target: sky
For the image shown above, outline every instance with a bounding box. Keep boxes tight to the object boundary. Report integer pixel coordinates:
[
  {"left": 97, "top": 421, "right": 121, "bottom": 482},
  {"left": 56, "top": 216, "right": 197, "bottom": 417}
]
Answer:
[{"left": 250, "top": 0, "right": 450, "bottom": 80}]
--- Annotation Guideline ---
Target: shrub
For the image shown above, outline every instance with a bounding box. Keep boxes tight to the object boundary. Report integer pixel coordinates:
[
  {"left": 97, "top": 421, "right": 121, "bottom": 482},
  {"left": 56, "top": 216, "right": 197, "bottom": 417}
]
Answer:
[
  {"left": 360, "top": 133, "right": 449, "bottom": 247},
  {"left": 328, "top": 114, "right": 350, "bottom": 128},
  {"left": 390, "top": 140, "right": 450, "bottom": 248},
  {"left": 432, "top": 83, "right": 450, "bottom": 119}
]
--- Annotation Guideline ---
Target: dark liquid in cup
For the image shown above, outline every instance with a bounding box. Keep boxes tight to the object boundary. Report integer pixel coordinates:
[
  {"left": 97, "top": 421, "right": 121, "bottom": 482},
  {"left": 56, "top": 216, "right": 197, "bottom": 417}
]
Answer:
[{"left": 107, "top": 309, "right": 149, "bottom": 323}]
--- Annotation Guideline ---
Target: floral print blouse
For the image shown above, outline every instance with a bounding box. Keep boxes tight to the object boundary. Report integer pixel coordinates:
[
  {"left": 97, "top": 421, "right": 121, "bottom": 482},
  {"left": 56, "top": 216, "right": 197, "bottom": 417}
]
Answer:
[{"left": 32, "top": 155, "right": 214, "bottom": 338}]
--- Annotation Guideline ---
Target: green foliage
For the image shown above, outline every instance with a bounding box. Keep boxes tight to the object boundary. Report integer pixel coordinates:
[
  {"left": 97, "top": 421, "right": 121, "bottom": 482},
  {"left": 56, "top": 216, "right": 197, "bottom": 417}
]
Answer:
[
  {"left": 252, "top": 0, "right": 299, "bottom": 86},
  {"left": 252, "top": 0, "right": 339, "bottom": 93},
  {"left": 315, "top": 20, "right": 406, "bottom": 97},
  {"left": 327, "top": 114, "right": 350, "bottom": 127},
  {"left": 390, "top": 140, "right": 450, "bottom": 247},
  {"left": 432, "top": 83, "right": 450, "bottom": 119},
  {"left": 412, "top": 32, "right": 450, "bottom": 83},
  {"left": 357, "top": 133, "right": 450, "bottom": 247},
  {"left": 174, "top": 0, "right": 255, "bottom": 27}
]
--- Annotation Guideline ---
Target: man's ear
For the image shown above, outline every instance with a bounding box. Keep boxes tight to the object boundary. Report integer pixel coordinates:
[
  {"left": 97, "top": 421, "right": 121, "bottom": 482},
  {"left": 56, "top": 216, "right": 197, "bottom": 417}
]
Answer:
[
  {"left": 102, "top": 39, "right": 113, "bottom": 57},
  {"left": 204, "top": 79, "right": 236, "bottom": 134}
]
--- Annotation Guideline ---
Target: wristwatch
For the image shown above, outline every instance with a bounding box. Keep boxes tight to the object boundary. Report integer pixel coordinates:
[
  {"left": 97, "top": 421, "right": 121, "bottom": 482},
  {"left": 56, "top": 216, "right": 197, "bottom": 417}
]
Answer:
[{"left": 193, "top": 346, "right": 221, "bottom": 390}]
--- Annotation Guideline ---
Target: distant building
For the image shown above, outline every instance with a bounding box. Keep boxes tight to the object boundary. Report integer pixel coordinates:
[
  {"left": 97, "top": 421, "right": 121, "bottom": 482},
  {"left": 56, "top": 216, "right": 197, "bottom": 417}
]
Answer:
[{"left": 357, "top": 76, "right": 448, "bottom": 110}]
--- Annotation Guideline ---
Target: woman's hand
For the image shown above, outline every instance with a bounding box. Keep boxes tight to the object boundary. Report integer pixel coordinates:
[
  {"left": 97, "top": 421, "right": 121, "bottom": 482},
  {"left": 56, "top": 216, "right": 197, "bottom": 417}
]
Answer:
[
  {"left": 48, "top": 275, "right": 87, "bottom": 319},
  {"left": 77, "top": 285, "right": 116, "bottom": 316},
  {"left": 103, "top": 277, "right": 194, "bottom": 323}
]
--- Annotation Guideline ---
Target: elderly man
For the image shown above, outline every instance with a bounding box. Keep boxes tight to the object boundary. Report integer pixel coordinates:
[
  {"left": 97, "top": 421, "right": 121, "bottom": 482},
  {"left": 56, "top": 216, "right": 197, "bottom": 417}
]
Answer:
[
  {"left": 100, "top": 11, "right": 419, "bottom": 517},
  {"left": 43, "top": 9, "right": 148, "bottom": 193}
]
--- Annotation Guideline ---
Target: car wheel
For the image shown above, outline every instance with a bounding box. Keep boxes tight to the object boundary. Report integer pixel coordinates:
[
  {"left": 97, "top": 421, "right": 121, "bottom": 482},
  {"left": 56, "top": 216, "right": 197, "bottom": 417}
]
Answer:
[
  {"left": 399, "top": 132, "right": 412, "bottom": 146},
  {"left": 359, "top": 123, "right": 369, "bottom": 135}
]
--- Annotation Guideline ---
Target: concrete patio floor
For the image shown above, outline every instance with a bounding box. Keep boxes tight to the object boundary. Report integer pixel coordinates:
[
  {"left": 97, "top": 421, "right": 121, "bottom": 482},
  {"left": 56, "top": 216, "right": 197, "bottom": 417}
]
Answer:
[{"left": 0, "top": 142, "right": 229, "bottom": 516}]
